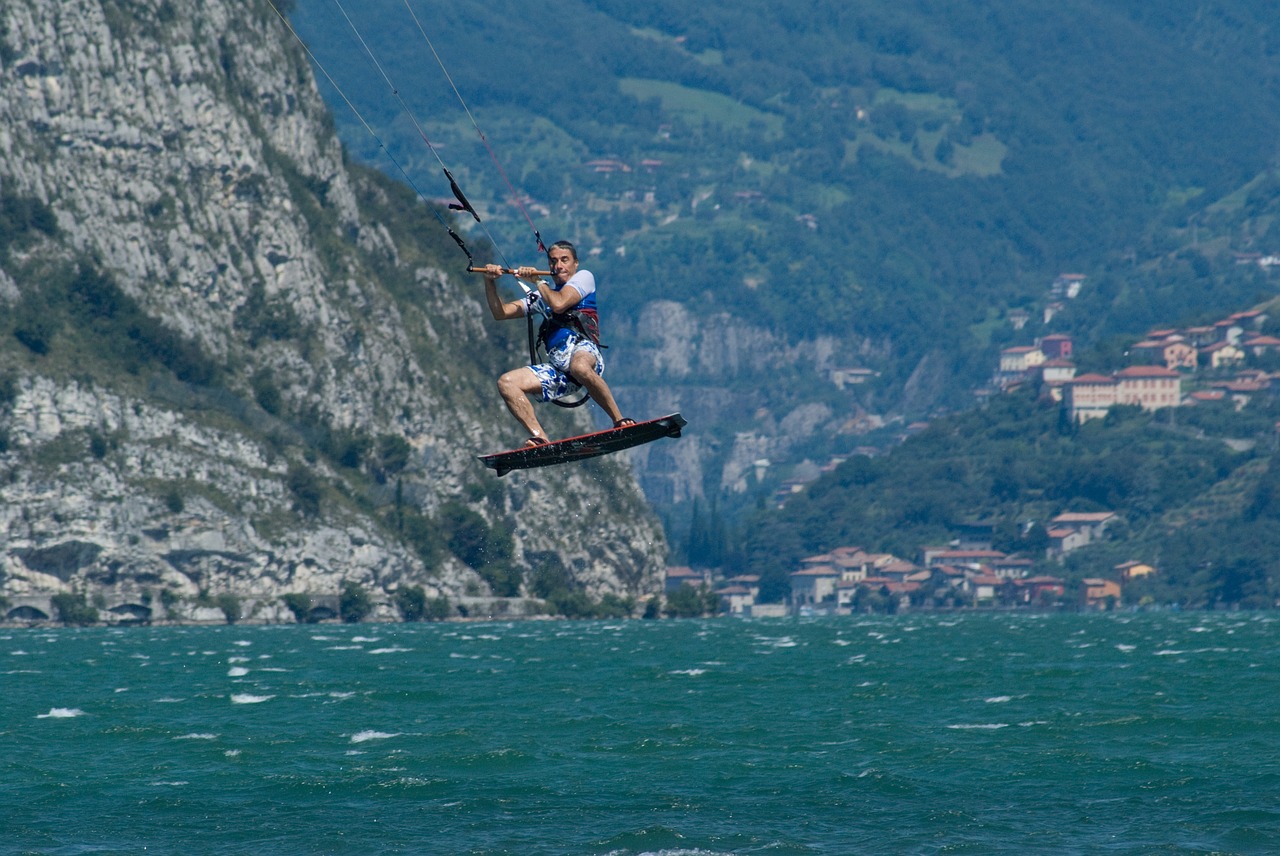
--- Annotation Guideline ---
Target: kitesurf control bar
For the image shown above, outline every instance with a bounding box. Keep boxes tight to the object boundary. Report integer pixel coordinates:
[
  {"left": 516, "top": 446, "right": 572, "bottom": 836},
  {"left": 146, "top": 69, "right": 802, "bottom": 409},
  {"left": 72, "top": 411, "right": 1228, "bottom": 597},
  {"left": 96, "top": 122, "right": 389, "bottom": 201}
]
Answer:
[{"left": 468, "top": 266, "right": 551, "bottom": 277}]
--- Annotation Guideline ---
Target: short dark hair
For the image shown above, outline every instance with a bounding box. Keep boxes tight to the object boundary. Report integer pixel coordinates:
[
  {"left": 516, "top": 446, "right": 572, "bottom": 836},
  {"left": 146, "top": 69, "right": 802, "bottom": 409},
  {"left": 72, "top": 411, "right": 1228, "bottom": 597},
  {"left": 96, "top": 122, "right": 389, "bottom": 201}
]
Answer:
[{"left": 548, "top": 240, "right": 577, "bottom": 261}]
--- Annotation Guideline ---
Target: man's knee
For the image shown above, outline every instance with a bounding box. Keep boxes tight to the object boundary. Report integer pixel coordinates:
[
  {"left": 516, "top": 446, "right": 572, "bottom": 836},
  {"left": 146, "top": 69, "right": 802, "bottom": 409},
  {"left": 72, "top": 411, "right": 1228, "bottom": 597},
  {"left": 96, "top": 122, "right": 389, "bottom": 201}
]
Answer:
[
  {"left": 569, "top": 351, "right": 599, "bottom": 380},
  {"left": 498, "top": 369, "right": 531, "bottom": 398}
]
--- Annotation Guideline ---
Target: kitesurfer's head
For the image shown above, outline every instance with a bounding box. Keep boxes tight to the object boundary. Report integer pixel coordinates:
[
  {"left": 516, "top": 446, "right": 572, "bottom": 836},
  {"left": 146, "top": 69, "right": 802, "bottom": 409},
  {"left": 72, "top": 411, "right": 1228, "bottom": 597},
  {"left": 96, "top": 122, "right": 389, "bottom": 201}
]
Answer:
[{"left": 547, "top": 240, "right": 579, "bottom": 284}]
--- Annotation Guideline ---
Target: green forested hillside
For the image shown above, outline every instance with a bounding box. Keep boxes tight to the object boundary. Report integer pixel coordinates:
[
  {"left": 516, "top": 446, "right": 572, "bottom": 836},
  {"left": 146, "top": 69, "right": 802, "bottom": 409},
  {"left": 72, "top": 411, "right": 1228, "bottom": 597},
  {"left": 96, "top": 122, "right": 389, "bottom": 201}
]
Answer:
[
  {"left": 735, "top": 386, "right": 1280, "bottom": 607},
  {"left": 288, "top": 0, "right": 1280, "bottom": 578},
  {"left": 290, "top": 0, "right": 1280, "bottom": 375}
]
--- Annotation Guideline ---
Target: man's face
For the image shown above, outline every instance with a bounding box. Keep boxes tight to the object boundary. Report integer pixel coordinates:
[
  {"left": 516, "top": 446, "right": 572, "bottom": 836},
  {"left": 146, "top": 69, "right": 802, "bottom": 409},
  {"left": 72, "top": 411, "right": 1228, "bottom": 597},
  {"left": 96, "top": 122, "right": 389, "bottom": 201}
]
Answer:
[{"left": 548, "top": 247, "right": 578, "bottom": 284}]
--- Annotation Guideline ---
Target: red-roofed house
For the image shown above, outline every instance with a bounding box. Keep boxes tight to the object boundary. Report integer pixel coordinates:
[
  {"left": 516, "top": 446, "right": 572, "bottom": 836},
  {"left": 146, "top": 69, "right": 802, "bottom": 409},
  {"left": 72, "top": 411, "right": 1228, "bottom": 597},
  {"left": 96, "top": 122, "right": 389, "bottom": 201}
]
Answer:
[
  {"left": 991, "top": 556, "right": 1035, "bottom": 579},
  {"left": 1081, "top": 578, "right": 1122, "bottom": 610},
  {"left": 1039, "top": 358, "right": 1078, "bottom": 384},
  {"left": 1130, "top": 338, "right": 1197, "bottom": 371},
  {"left": 1129, "top": 340, "right": 1167, "bottom": 363},
  {"left": 1014, "top": 575, "right": 1065, "bottom": 605},
  {"left": 717, "top": 585, "right": 756, "bottom": 616},
  {"left": 1229, "top": 309, "right": 1267, "bottom": 328},
  {"left": 1115, "top": 560, "right": 1156, "bottom": 581},
  {"left": 1245, "top": 335, "right": 1280, "bottom": 357},
  {"left": 1184, "top": 326, "right": 1219, "bottom": 347},
  {"left": 1202, "top": 341, "right": 1245, "bottom": 370},
  {"left": 968, "top": 572, "right": 1006, "bottom": 606},
  {"left": 834, "top": 579, "right": 860, "bottom": 612},
  {"left": 1039, "top": 333, "right": 1074, "bottom": 359},
  {"left": 1000, "top": 346, "right": 1046, "bottom": 374},
  {"left": 1115, "top": 365, "right": 1182, "bottom": 410},
  {"left": 665, "top": 566, "right": 706, "bottom": 593},
  {"left": 790, "top": 565, "right": 841, "bottom": 611},
  {"left": 1038, "top": 359, "right": 1078, "bottom": 401},
  {"left": 719, "top": 575, "right": 761, "bottom": 610},
  {"left": 1215, "top": 376, "right": 1269, "bottom": 408},
  {"left": 1051, "top": 511, "right": 1118, "bottom": 540},
  {"left": 1188, "top": 389, "right": 1228, "bottom": 404},
  {"left": 1066, "top": 373, "right": 1119, "bottom": 422},
  {"left": 878, "top": 559, "right": 921, "bottom": 582},
  {"left": 1047, "top": 527, "right": 1089, "bottom": 558}
]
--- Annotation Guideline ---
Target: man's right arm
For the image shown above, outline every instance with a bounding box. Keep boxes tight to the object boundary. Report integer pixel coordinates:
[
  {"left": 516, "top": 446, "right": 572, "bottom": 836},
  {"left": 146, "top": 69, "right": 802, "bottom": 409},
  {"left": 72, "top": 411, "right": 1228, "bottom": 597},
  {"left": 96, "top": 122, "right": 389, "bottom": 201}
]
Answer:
[{"left": 482, "top": 266, "right": 526, "bottom": 321}]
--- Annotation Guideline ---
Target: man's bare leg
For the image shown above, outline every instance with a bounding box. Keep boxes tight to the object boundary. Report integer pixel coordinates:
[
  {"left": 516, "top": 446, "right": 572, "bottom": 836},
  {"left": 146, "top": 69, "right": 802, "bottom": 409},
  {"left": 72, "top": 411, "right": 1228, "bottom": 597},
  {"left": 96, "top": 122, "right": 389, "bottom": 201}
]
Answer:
[
  {"left": 568, "top": 350, "right": 626, "bottom": 425},
  {"left": 497, "top": 368, "right": 548, "bottom": 443}
]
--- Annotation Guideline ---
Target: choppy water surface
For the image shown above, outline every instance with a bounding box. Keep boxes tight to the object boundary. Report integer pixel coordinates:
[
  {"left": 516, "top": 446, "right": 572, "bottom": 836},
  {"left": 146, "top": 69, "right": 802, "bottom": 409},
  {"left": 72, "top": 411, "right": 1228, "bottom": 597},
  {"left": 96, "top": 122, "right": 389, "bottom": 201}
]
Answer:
[{"left": 4, "top": 612, "right": 1280, "bottom": 854}]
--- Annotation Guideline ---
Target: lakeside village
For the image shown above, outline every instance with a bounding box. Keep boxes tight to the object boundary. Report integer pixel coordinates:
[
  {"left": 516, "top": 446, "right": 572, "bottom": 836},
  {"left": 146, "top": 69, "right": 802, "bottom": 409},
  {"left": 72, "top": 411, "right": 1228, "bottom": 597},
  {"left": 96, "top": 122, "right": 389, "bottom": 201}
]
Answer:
[
  {"left": 667, "top": 519, "right": 1141, "bottom": 618},
  {"left": 671, "top": 267, "right": 1280, "bottom": 617}
]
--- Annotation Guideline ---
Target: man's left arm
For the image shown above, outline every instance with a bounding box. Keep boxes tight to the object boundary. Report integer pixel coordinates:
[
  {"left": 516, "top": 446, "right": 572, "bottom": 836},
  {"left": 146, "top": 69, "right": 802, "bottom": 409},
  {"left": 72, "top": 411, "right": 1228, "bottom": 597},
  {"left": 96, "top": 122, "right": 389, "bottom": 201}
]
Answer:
[{"left": 533, "top": 270, "right": 590, "bottom": 314}]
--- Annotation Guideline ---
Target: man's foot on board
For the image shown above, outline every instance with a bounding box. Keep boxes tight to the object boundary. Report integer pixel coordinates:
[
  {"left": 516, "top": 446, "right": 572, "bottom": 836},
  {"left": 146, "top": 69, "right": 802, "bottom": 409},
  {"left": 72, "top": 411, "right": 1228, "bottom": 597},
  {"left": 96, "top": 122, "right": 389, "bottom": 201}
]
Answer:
[
  {"left": 524, "top": 436, "right": 549, "bottom": 448},
  {"left": 613, "top": 418, "right": 637, "bottom": 428}
]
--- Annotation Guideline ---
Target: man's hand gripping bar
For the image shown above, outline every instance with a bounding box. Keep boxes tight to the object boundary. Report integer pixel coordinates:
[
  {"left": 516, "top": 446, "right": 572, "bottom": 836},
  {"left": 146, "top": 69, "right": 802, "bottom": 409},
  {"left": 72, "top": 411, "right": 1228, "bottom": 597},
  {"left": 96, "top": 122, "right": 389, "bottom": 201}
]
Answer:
[{"left": 468, "top": 265, "right": 551, "bottom": 277}]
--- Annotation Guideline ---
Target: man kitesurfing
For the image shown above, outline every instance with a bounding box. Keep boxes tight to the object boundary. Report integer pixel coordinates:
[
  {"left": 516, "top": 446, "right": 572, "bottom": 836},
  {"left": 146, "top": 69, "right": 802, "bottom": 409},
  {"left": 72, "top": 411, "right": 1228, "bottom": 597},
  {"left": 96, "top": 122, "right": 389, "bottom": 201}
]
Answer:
[
  {"left": 265, "top": 0, "right": 684, "bottom": 474},
  {"left": 479, "top": 241, "right": 632, "bottom": 447},
  {"left": 473, "top": 243, "right": 685, "bottom": 478}
]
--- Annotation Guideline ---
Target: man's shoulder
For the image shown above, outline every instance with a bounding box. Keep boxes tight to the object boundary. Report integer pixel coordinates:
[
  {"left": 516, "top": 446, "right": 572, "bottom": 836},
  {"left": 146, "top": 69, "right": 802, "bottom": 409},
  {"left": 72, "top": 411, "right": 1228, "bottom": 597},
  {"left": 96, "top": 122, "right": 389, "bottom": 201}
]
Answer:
[{"left": 566, "top": 269, "right": 596, "bottom": 294}]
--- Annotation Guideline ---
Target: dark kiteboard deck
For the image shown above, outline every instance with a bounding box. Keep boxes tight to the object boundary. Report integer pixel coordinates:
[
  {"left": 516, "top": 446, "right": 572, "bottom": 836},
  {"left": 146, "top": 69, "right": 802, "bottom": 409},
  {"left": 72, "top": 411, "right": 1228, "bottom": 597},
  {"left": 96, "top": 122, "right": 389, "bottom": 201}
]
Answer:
[{"left": 479, "top": 413, "right": 687, "bottom": 476}]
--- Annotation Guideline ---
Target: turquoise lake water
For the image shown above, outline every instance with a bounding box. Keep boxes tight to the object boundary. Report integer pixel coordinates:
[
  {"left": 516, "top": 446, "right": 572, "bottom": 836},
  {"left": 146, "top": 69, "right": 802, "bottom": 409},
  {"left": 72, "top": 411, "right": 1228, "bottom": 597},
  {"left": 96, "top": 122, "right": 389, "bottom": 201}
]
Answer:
[{"left": 4, "top": 612, "right": 1280, "bottom": 855}]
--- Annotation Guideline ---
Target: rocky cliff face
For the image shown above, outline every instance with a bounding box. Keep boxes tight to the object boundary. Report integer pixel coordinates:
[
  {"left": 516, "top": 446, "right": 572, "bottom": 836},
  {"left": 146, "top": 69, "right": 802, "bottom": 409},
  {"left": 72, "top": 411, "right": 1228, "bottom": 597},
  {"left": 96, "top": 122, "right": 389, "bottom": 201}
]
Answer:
[
  {"left": 0, "top": 0, "right": 667, "bottom": 623},
  {"left": 612, "top": 299, "right": 895, "bottom": 502}
]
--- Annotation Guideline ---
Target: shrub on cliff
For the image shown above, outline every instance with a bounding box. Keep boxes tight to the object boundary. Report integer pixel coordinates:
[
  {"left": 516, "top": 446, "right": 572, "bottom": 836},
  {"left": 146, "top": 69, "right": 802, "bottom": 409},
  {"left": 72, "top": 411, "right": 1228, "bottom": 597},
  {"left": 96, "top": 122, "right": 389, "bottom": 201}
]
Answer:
[{"left": 51, "top": 592, "right": 98, "bottom": 626}]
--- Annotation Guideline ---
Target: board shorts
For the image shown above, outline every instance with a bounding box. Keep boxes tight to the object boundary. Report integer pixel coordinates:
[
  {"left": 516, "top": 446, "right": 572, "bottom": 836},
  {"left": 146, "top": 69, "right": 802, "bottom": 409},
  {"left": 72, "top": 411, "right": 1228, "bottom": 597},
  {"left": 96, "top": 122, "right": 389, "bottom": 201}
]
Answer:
[{"left": 529, "top": 334, "right": 604, "bottom": 402}]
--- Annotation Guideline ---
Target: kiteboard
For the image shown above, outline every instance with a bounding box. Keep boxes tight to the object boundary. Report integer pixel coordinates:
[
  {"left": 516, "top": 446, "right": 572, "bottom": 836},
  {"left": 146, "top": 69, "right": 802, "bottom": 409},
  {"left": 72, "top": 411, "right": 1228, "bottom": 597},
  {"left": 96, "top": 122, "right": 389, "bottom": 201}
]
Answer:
[{"left": 479, "top": 413, "right": 687, "bottom": 477}]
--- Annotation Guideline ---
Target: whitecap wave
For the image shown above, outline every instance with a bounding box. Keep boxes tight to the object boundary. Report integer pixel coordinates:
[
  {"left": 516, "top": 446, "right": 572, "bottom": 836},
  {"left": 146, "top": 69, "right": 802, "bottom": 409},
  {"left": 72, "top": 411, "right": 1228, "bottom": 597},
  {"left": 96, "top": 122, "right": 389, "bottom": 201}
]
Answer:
[
  {"left": 230, "top": 693, "right": 274, "bottom": 704},
  {"left": 227, "top": 667, "right": 249, "bottom": 677},
  {"left": 350, "top": 730, "right": 401, "bottom": 743},
  {"left": 176, "top": 733, "right": 218, "bottom": 740},
  {"left": 368, "top": 647, "right": 412, "bottom": 654},
  {"left": 946, "top": 723, "right": 1009, "bottom": 730},
  {"left": 37, "top": 707, "right": 85, "bottom": 718}
]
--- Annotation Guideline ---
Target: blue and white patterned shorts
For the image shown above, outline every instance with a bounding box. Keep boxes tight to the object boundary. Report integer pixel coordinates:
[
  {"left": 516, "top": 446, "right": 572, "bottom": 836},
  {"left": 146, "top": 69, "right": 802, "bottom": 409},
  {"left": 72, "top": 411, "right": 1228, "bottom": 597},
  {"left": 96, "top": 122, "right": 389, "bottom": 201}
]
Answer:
[{"left": 529, "top": 336, "right": 604, "bottom": 402}]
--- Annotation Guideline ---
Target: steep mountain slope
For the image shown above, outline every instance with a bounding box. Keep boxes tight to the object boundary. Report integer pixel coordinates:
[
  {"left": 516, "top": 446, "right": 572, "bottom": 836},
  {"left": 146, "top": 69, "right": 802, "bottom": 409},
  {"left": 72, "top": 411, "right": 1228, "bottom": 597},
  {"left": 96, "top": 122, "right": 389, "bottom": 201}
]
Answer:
[{"left": 0, "top": 0, "right": 666, "bottom": 624}]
